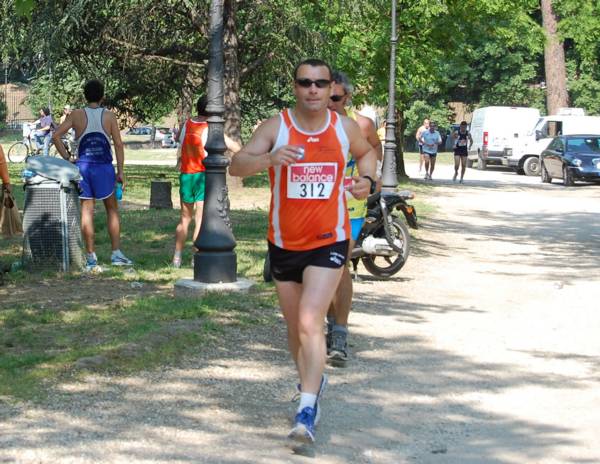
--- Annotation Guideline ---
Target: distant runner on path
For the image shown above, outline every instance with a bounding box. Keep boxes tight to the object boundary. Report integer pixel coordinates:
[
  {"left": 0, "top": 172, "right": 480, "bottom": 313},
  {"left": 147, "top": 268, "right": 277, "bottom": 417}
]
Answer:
[
  {"left": 419, "top": 120, "right": 442, "bottom": 180},
  {"left": 230, "top": 58, "right": 377, "bottom": 444},
  {"left": 415, "top": 118, "right": 430, "bottom": 173},
  {"left": 452, "top": 121, "right": 473, "bottom": 183}
]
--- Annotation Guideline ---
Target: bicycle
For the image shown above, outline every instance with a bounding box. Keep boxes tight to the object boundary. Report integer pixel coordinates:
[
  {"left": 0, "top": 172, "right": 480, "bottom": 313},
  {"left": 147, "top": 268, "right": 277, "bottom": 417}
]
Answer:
[{"left": 7, "top": 123, "right": 72, "bottom": 163}]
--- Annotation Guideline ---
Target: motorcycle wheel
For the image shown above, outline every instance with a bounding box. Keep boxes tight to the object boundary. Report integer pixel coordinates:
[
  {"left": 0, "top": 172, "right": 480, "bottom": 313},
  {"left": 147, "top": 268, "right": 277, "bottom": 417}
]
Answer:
[{"left": 361, "top": 217, "right": 410, "bottom": 279}]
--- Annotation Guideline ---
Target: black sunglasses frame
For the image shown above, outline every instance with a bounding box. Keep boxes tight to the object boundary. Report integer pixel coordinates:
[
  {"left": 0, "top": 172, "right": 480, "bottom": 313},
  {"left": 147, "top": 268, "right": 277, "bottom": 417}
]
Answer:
[
  {"left": 330, "top": 94, "right": 346, "bottom": 102},
  {"left": 295, "top": 78, "right": 332, "bottom": 89}
]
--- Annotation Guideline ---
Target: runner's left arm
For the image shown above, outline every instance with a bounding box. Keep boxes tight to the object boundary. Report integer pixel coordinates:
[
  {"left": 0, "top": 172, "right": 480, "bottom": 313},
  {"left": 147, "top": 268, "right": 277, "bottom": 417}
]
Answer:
[{"left": 108, "top": 112, "right": 126, "bottom": 189}]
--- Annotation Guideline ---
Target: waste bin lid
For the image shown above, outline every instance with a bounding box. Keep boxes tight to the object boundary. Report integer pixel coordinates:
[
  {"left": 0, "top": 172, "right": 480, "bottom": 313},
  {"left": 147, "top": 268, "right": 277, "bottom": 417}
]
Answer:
[{"left": 26, "top": 156, "right": 81, "bottom": 187}]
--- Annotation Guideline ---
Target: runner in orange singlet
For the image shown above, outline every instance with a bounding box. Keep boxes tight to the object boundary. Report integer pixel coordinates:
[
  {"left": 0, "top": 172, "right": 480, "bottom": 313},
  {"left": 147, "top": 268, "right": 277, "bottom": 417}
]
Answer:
[
  {"left": 230, "top": 59, "right": 377, "bottom": 444},
  {"left": 172, "top": 96, "right": 240, "bottom": 268}
]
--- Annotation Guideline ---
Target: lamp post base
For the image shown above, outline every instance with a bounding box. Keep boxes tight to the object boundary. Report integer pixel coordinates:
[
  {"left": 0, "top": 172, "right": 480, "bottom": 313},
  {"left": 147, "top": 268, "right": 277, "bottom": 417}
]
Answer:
[
  {"left": 174, "top": 276, "right": 255, "bottom": 298},
  {"left": 193, "top": 251, "right": 237, "bottom": 283}
]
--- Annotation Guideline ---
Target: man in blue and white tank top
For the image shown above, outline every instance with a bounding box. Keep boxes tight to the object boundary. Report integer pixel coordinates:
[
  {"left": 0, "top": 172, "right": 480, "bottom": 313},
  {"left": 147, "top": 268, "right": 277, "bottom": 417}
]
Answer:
[{"left": 53, "top": 79, "right": 133, "bottom": 272}]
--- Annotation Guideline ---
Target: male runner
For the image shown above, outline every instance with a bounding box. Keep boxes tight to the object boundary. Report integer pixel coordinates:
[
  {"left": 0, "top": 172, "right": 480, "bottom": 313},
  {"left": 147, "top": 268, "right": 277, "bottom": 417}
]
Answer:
[
  {"left": 53, "top": 79, "right": 133, "bottom": 272},
  {"left": 451, "top": 121, "right": 473, "bottom": 183},
  {"left": 230, "top": 59, "right": 377, "bottom": 443},
  {"left": 172, "top": 96, "right": 240, "bottom": 268},
  {"left": 326, "top": 70, "right": 381, "bottom": 365},
  {"left": 420, "top": 121, "right": 442, "bottom": 180}
]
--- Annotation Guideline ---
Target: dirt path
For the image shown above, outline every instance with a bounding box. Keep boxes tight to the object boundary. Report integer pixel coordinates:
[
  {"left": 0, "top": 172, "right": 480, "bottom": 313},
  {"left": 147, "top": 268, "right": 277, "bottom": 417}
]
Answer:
[{"left": 2, "top": 162, "right": 599, "bottom": 463}]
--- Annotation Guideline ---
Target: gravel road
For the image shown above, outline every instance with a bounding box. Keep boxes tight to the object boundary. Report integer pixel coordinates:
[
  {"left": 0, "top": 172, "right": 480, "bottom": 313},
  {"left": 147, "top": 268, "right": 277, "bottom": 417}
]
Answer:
[{"left": 1, "top": 162, "right": 599, "bottom": 464}]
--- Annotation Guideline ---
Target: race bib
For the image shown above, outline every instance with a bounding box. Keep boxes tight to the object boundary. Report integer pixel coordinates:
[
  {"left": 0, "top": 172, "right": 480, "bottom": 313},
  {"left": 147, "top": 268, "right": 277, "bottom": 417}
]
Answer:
[
  {"left": 458, "top": 139, "right": 467, "bottom": 146},
  {"left": 287, "top": 162, "right": 337, "bottom": 199}
]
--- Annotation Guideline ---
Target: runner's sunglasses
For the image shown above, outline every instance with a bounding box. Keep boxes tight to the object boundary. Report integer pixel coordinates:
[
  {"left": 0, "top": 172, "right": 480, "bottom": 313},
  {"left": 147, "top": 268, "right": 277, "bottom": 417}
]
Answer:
[
  {"left": 295, "top": 78, "right": 331, "bottom": 89},
  {"left": 330, "top": 94, "right": 346, "bottom": 102}
]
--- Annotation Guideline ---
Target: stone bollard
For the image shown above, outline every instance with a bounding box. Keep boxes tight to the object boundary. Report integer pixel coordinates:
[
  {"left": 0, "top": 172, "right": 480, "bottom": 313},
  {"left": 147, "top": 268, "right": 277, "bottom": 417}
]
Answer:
[{"left": 149, "top": 176, "right": 173, "bottom": 209}]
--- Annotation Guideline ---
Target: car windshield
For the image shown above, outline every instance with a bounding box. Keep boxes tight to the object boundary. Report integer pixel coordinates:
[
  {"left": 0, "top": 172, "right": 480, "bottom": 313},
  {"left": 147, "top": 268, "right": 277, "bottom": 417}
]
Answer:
[
  {"left": 527, "top": 118, "right": 544, "bottom": 136},
  {"left": 566, "top": 136, "right": 600, "bottom": 154}
]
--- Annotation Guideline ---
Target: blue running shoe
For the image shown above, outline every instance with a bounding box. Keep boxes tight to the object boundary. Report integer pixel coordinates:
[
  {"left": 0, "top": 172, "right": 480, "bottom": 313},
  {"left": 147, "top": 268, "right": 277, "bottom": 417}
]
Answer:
[
  {"left": 111, "top": 250, "right": 133, "bottom": 266},
  {"left": 292, "top": 374, "right": 328, "bottom": 425},
  {"left": 84, "top": 255, "right": 102, "bottom": 273},
  {"left": 288, "top": 406, "right": 316, "bottom": 444}
]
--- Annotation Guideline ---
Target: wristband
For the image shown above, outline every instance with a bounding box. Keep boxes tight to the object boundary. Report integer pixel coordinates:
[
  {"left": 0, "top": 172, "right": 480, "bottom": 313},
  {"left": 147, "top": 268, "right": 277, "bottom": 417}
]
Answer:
[{"left": 362, "top": 175, "right": 376, "bottom": 194}]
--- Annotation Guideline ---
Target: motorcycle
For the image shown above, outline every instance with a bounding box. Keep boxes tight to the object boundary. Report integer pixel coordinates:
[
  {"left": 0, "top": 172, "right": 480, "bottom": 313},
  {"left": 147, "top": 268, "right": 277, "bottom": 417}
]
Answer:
[
  {"left": 263, "top": 189, "right": 418, "bottom": 281},
  {"left": 349, "top": 189, "right": 418, "bottom": 279}
]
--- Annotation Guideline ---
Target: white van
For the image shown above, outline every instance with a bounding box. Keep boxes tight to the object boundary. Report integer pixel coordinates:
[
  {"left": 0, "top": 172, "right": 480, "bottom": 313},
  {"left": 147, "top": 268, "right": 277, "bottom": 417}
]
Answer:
[
  {"left": 503, "top": 114, "right": 600, "bottom": 175},
  {"left": 467, "top": 106, "right": 541, "bottom": 170}
]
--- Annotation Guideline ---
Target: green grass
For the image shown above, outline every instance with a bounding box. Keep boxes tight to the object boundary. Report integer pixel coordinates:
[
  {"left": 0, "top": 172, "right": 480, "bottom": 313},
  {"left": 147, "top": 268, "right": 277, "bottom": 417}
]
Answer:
[
  {"left": 0, "top": 290, "right": 278, "bottom": 400},
  {"left": 0, "top": 164, "right": 277, "bottom": 401},
  {"left": 123, "top": 147, "right": 177, "bottom": 161}
]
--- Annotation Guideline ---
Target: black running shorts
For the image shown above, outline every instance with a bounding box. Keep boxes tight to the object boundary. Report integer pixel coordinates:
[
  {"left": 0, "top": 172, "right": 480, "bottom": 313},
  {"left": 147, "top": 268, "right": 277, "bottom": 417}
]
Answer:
[{"left": 268, "top": 240, "right": 349, "bottom": 283}]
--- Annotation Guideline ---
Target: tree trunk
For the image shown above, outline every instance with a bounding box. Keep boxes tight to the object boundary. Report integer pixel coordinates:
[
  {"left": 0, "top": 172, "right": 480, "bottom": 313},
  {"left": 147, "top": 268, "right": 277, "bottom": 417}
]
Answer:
[
  {"left": 541, "top": 0, "right": 569, "bottom": 115},
  {"left": 395, "top": 109, "right": 408, "bottom": 179},
  {"left": 224, "top": 0, "right": 241, "bottom": 145},
  {"left": 223, "top": 0, "right": 242, "bottom": 188}
]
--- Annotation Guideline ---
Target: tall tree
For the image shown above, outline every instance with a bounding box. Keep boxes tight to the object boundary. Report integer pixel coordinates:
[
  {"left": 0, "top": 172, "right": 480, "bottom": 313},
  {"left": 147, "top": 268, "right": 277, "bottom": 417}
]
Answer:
[{"left": 541, "top": 0, "right": 569, "bottom": 114}]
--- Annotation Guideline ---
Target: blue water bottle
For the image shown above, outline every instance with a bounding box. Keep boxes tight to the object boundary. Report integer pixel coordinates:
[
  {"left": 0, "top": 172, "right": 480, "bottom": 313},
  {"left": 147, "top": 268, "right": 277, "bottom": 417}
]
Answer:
[{"left": 115, "top": 182, "right": 123, "bottom": 204}]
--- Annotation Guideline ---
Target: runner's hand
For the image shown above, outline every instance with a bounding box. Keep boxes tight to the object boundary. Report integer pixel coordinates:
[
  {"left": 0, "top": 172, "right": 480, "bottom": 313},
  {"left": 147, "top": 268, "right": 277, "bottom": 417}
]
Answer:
[
  {"left": 347, "top": 175, "right": 370, "bottom": 200},
  {"left": 269, "top": 145, "right": 303, "bottom": 167},
  {"left": 116, "top": 172, "right": 126, "bottom": 190}
]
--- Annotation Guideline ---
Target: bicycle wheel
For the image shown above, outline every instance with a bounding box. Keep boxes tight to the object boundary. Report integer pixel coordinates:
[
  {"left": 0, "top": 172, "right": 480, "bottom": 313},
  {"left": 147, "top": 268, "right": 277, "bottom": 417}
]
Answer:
[{"left": 7, "top": 142, "right": 29, "bottom": 163}]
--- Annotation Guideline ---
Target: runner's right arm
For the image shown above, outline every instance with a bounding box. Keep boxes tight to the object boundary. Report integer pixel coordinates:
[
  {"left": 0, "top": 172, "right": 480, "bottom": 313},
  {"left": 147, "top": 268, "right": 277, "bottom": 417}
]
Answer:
[
  {"left": 52, "top": 114, "right": 74, "bottom": 161},
  {"left": 229, "top": 116, "right": 300, "bottom": 177}
]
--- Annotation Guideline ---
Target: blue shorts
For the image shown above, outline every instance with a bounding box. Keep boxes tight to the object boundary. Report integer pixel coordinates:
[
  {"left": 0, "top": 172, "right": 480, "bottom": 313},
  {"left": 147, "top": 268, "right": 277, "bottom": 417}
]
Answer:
[
  {"left": 423, "top": 152, "right": 437, "bottom": 158},
  {"left": 77, "top": 162, "right": 116, "bottom": 200},
  {"left": 350, "top": 218, "right": 365, "bottom": 242}
]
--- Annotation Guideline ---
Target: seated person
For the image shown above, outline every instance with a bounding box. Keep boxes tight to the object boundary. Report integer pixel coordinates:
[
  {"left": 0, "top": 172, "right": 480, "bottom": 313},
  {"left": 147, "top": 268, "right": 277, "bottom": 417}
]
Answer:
[{"left": 33, "top": 107, "right": 54, "bottom": 155}]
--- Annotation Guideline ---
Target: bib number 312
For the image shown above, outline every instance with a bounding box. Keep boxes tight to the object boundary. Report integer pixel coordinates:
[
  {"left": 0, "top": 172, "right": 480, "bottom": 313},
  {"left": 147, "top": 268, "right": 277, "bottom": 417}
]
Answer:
[
  {"left": 299, "top": 183, "right": 326, "bottom": 198},
  {"left": 287, "top": 162, "right": 337, "bottom": 200}
]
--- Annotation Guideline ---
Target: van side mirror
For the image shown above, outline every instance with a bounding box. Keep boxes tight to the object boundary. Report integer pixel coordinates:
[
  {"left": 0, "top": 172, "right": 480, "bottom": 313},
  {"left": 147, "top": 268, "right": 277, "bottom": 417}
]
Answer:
[
  {"left": 514, "top": 133, "right": 518, "bottom": 138},
  {"left": 535, "top": 130, "right": 542, "bottom": 141}
]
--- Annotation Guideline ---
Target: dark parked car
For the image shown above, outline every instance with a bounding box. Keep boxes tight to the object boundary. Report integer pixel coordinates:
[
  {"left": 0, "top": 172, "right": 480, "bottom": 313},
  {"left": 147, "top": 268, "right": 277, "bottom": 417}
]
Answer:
[{"left": 540, "top": 134, "right": 600, "bottom": 186}]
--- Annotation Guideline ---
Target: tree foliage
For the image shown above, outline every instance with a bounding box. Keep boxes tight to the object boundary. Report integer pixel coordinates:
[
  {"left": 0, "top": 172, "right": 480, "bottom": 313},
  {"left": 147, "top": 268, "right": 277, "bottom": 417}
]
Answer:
[{"left": 2, "top": 0, "right": 600, "bottom": 143}]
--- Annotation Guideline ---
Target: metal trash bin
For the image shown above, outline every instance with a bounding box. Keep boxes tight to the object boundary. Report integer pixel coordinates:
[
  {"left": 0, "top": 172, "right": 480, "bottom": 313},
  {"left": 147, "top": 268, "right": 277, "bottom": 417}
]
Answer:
[{"left": 21, "top": 157, "right": 84, "bottom": 272}]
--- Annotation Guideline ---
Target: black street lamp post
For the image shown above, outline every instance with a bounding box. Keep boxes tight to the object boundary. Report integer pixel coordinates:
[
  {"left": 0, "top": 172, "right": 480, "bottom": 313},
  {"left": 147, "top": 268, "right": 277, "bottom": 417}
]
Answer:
[
  {"left": 193, "top": 0, "right": 237, "bottom": 283},
  {"left": 381, "top": 0, "right": 399, "bottom": 190}
]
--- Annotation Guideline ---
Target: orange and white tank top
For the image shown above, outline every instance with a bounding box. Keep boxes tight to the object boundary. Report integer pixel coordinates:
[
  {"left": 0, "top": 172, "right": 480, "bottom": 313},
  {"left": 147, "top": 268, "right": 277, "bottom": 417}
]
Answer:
[
  {"left": 268, "top": 109, "right": 350, "bottom": 251},
  {"left": 180, "top": 119, "right": 208, "bottom": 174}
]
